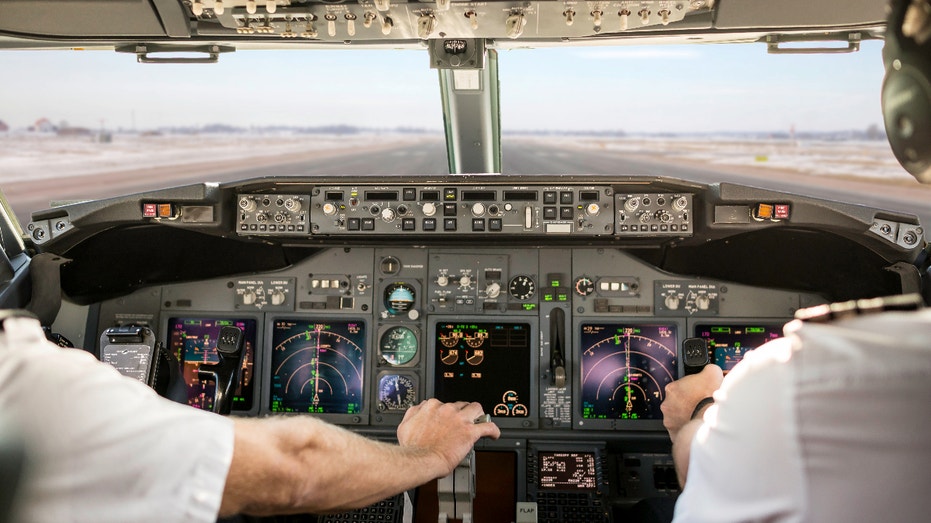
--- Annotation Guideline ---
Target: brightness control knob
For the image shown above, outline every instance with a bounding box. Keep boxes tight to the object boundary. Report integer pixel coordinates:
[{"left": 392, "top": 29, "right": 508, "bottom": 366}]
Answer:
[
  {"left": 574, "top": 277, "right": 595, "bottom": 297},
  {"left": 270, "top": 289, "right": 286, "bottom": 306}
]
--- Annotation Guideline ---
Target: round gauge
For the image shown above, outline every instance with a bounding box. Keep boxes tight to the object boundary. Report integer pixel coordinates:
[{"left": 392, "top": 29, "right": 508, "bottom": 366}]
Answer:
[
  {"left": 508, "top": 275, "right": 536, "bottom": 301},
  {"left": 378, "top": 374, "right": 417, "bottom": 412},
  {"left": 379, "top": 326, "right": 418, "bottom": 366},
  {"left": 574, "top": 276, "right": 595, "bottom": 297},
  {"left": 384, "top": 282, "right": 416, "bottom": 316}
]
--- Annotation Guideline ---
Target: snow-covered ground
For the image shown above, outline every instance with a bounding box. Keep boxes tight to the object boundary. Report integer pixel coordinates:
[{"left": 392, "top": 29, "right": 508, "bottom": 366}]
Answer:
[
  {"left": 0, "top": 132, "right": 429, "bottom": 182},
  {"left": 0, "top": 132, "right": 915, "bottom": 183},
  {"left": 546, "top": 136, "right": 917, "bottom": 183}
]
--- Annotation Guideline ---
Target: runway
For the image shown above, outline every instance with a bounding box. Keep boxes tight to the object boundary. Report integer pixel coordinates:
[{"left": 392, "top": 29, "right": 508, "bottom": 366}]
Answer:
[{"left": 6, "top": 136, "right": 930, "bottom": 237}]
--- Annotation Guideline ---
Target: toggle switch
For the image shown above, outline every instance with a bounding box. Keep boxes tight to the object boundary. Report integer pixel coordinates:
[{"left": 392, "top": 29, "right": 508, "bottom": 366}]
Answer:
[
  {"left": 563, "top": 9, "right": 575, "bottom": 26},
  {"left": 325, "top": 13, "right": 337, "bottom": 36},
  {"left": 363, "top": 11, "right": 376, "bottom": 28},
  {"left": 213, "top": 0, "right": 224, "bottom": 15},
  {"left": 374, "top": 0, "right": 390, "bottom": 11},
  {"left": 266, "top": 0, "right": 277, "bottom": 14},
  {"left": 659, "top": 9, "right": 670, "bottom": 25},
  {"left": 639, "top": 8, "right": 650, "bottom": 24},
  {"left": 619, "top": 9, "right": 630, "bottom": 30},
  {"left": 591, "top": 9, "right": 603, "bottom": 29},
  {"left": 345, "top": 13, "right": 357, "bottom": 36},
  {"left": 381, "top": 16, "right": 394, "bottom": 35},
  {"left": 466, "top": 10, "right": 478, "bottom": 30},
  {"left": 192, "top": 1, "right": 204, "bottom": 16},
  {"left": 246, "top": 0, "right": 257, "bottom": 14}
]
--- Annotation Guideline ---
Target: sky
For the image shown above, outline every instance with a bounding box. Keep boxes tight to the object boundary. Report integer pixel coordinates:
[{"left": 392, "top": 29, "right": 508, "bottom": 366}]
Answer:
[{"left": 0, "top": 40, "right": 889, "bottom": 134}]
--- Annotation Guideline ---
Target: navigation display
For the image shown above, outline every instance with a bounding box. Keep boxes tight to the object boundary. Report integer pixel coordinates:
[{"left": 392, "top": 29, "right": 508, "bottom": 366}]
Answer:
[
  {"left": 168, "top": 317, "right": 257, "bottom": 411},
  {"left": 695, "top": 323, "right": 783, "bottom": 374},
  {"left": 538, "top": 452, "right": 598, "bottom": 491},
  {"left": 270, "top": 319, "right": 366, "bottom": 414},
  {"left": 580, "top": 323, "right": 677, "bottom": 420},
  {"left": 434, "top": 322, "right": 531, "bottom": 418}
]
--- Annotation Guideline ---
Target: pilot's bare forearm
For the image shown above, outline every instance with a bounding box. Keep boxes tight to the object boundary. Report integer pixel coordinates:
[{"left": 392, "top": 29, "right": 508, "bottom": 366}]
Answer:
[
  {"left": 220, "top": 416, "right": 449, "bottom": 516},
  {"left": 671, "top": 417, "right": 705, "bottom": 488}
]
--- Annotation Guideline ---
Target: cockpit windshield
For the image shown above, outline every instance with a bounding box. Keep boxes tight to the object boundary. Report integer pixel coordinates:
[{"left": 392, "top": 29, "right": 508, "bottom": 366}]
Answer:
[{"left": 3, "top": 40, "right": 929, "bottom": 231}]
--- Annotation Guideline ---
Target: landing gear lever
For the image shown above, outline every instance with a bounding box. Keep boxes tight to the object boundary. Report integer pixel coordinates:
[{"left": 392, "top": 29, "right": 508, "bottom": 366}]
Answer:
[
  {"left": 198, "top": 326, "right": 244, "bottom": 415},
  {"left": 549, "top": 308, "right": 567, "bottom": 387}
]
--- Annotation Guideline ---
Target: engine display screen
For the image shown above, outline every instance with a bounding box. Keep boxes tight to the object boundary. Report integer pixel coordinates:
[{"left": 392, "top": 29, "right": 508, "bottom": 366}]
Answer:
[
  {"left": 695, "top": 323, "right": 783, "bottom": 374},
  {"left": 270, "top": 319, "right": 366, "bottom": 414},
  {"left": 434, "top": 322, "right": 531, "bottom": 418},
  {"left": 168, "top": 317, "right": 257, "bottom": 411},
  {"left": 580, "top": 323, "right": 677, "bottom": 420},
  {"left": 538, "top": 452, "right": 598, "bottom": 491}
]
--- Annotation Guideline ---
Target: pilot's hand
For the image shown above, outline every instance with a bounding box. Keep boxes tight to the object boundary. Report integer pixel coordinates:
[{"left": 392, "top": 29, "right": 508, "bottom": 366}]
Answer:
[
  {"left": 661, "top": 364, "right": 724, "bottom": 440},
  {"left": 396, "top": 399, "right": 500, "bottom": 478}
]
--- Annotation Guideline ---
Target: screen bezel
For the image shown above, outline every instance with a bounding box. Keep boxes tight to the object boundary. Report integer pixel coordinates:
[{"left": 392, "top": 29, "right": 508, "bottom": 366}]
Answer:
[
  {"left": 572, "top": 318, "right": 684, "bottom": 431},
  {"left": 160, "top": 312, "right": 263, "bottom": 416},
  {"left": 426, "top": 316, "right": 539, "bottom": 430},
  {"left": 260, "top": 315, "right": 371, "bottom": 425}
]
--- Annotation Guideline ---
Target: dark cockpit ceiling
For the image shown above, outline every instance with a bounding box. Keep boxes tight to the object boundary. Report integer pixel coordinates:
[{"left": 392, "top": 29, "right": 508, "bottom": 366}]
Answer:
[{"left": 0, "top": 0, "right": 887, "bottom": 49}]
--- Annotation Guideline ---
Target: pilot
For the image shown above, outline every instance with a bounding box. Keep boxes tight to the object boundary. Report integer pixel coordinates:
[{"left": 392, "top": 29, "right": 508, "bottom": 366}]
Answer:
[
  {"left": 662, "top": 2, "right": 931, "bottom": 520},
  {"left": 0, "top": 314, "right": 500, "bottom": 522},
  {"left": 662, "top": 297, "right": 931, "bottom": 522}
]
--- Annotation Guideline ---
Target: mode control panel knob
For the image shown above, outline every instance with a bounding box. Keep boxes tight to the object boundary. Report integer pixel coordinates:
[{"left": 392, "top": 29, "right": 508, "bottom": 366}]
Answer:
[
  {"left": 423, "top": 202, "right": 437, "bottom": 217},
  {"left": 472, "top": 202, "right": 486, "bottom": 216},
  {"left": 381, "top": 207, "right": 397, "bottom": 222},
  {"left": 624, "top": 197, "right": 641, "bottom": 212},
  {"left": 239, "top": 197, "right": 257, "bottom": 213},
  {"left": 322, "top": 202, "right": 338, "bottom": 216}
]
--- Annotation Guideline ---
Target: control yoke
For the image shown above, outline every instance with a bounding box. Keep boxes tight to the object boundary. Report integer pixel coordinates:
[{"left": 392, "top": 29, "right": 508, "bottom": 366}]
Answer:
[{"left": 198, "top": 326, "right": 245, "bottom": 415}]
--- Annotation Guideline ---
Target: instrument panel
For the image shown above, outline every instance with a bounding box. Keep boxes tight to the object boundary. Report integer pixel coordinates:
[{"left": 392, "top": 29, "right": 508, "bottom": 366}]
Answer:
[
  {"left": 237, "top": 184, "right": 693, "bottom": 238},
  {"left": 97, "top": 244, "right": 819, "bottom": 433},
  {"left": 68, "top": 175, "right": 922, "bottom": 515}
]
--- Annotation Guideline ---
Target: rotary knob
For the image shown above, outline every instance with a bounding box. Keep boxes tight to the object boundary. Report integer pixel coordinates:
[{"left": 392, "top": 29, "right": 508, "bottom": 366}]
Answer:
[
  {"left": 381, "top": 207, "right": 397, "bottom": 222},
  {"left": 437, "top": 275, "right": 449, "bottom": 287},
  {"left": 422, "top": 202, "right": 437, "bottom": 217},
  {"left": 485, "top": 282, "right": 501, "bottom": 299},
  {"left": 322, "top": 202, "right": 337, "bottom": 216},
  {"left": 459, "top": 275, "right": 472, "bottom": 289},
  {"left": 472, "top": 202, "right": 486, "bottom": 216},
  {"left": 664, "top": 294, "right": 681, "bottom": 310},
  {"left": 239, "top": 197, "right": 257, "bottom": 213},
  {"left": 574, "top": 276, "right": 595, "bottom": 297},
  {"left": 270, "top": 289, "right": 286, "bottom": 306},
  {"left": 695, "top": 294, "right": 712, "bottom": 310}
]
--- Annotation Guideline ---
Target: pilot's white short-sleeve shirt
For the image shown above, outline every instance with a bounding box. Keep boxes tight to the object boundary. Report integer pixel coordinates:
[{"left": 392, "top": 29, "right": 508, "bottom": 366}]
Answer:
[
  {"left": 0, "top": 317, "right": 234, "bottom": 523},
  {"left": 674, "top": 309, "right": 931, "bottom": 522}
]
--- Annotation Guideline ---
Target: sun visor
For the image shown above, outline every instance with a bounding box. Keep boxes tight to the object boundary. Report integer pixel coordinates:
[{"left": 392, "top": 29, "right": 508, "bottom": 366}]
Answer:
[{"left": 0, "top": 0, "right": 190, "bottom": 38}]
